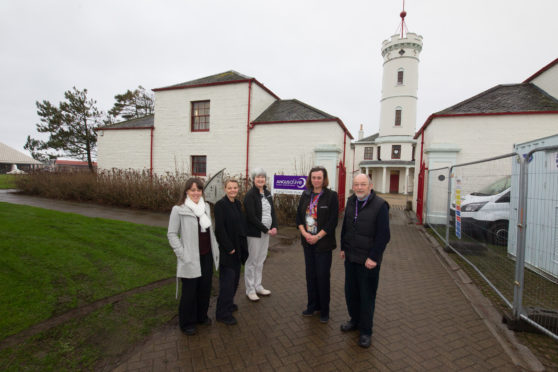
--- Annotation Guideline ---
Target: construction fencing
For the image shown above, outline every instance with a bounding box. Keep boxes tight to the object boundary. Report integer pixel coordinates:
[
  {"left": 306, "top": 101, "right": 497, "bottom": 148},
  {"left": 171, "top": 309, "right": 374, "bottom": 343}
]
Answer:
[{"left": 424, "top": 145, "right": 558, "bottom": 341}]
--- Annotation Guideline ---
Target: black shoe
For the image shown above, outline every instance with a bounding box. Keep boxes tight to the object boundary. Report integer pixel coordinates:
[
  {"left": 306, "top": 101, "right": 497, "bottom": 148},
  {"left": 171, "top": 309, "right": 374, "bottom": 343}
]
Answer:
[
  {"left": 358, "top": 334, "right": 371, "bottom": 348},
  {"left": 230, "top": 304, "right": 238, "bottom": 312},
  {"left": 198, "top": 317, "right": 212, "bottom": 325},
  {"left": 302, "top": 309, "right": 318, "bottom": 317},
  {"left": 340, "top": 321, "right": 358, "bottom": 332},
  {"left": 217, "top": 316, "right": 237, "bottom": 326},
  {"left": 319, "top": 316, "right": 329, "bottom": 324},
  {"left": 181, "top": 326, "right": 196, "bottom": 335}
]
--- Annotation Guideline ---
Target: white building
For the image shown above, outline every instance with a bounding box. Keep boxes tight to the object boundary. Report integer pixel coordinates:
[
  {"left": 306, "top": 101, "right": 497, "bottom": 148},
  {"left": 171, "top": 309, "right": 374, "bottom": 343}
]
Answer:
[
  {"left": 413, "top": 58, "right": 558, "bottom": 223},
  {"left": 352, "top": 11, "right": 422, "bottom": 195},
  {"left": 97, "top": 71, "right": 353, "bottom": 207}
]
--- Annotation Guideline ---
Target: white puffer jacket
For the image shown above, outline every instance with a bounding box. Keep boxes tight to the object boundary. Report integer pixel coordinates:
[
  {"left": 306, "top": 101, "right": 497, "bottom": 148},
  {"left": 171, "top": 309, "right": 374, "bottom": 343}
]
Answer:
[{"left": 167, "top": 203, "right": 219, "bottom": 279}]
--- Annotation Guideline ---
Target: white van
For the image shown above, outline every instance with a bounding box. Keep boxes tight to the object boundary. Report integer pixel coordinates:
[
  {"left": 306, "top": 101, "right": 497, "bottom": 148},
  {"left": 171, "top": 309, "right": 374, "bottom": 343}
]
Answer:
[{"left": 450, "top": 176, "right": 511, "bottom": 245}]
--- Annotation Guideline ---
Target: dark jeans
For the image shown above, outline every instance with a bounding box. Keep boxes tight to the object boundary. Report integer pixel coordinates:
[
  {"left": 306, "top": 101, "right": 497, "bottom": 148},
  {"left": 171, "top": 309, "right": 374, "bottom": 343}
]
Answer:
[
  {"left": 344, "top": 260, "right": 381, "bottom": 336},
  {"left": 303, "top": 245, "right": 332, "bottom": 317},
  {"left": 179, "top": 253, "right": 213, "bottom": 330},
  {"left": 216, "top": 262, "right": 240, "bottom": 320}
]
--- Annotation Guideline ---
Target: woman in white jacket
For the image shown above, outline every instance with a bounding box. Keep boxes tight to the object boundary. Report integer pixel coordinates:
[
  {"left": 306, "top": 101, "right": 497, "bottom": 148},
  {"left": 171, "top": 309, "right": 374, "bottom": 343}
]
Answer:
[{"left": 167, "top": 178, "right": 219, "bottom": 335}]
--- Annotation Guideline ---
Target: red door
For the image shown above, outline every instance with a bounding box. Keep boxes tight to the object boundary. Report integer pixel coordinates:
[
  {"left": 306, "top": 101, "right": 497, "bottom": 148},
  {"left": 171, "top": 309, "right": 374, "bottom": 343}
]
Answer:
[{"left": 389, "top": 171, "right": 400, "bottom": 193}]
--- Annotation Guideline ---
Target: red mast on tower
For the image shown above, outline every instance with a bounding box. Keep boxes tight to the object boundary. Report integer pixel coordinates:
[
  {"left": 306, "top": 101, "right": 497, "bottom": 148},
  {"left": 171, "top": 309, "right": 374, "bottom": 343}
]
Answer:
[{"left": 397, "top": 0, "right": 408, "bottom": 38}]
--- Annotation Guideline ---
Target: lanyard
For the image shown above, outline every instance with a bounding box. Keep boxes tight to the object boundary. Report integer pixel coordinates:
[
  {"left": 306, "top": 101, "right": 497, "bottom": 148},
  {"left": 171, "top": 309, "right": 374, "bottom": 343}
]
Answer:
[
  {"left": 354, "top": 194, "right": 371, "bottom": 222},
  {"left": 308, "top": 191, "right": 323, "bottom": 214}
]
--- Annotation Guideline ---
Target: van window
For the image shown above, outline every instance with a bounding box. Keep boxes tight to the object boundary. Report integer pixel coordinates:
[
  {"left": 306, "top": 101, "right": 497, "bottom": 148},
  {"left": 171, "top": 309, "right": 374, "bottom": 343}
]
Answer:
[
  {"left": 496, "top": 191, "right": 510, "bottom": 203},
  {"left": 472, "top": 176, "right": 511, "bottom": 196}
]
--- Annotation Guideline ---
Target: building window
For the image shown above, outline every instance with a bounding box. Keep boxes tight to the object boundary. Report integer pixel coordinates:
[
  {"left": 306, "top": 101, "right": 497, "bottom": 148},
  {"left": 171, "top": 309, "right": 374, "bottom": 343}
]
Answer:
[
  {"left": 364, "top": 147, "right": 373, "bottom": 160},
  {"left": 397, "top": 69, "right": 404, "bottom": 85},
  {"left": 395, "top": 108, "right": 402, "bottom": 126},
  {"left": 412, "top": 144, "right": 416, "bottom": 161},
  {"left": 191, "top": 101, "right": 210, "bottom": 132},
  {"left": 377, "top": 146, "right": 381, "bottom": 161},
  {"left": 392, "top": 145, "right": 401, "bottom": 160},
  {"left": 192, "top": 155, "right": 207, "bottom": 176}
]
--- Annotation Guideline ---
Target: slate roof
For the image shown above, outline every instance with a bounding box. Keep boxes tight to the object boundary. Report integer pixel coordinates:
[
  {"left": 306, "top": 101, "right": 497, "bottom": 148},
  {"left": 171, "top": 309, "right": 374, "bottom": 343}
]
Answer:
[
  {"left": 98, "top": 115, "right": 154, "bottom": 130},
  {"left": 155, "top": 71, "right": 252, "bottom": 91},
  {"left": 0, "top": 142, "right": 42, "bottom": 164},
  {"left": 253, "top": 99, "right": 336, "bottom": 123},
  {"left": 355, "top": 132, "right": 380, "bottom": 143},
  {"left": 436, "top": 83, "right": 558, "bottom": 115}
]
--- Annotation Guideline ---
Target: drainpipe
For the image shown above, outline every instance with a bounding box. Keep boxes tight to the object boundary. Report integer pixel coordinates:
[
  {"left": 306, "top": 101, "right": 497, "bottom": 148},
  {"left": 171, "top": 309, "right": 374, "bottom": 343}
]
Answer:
[
  {"left": 417, "top": 130, "right": 425, "bottom": 223},
  {"left": 150, "top": 127, "right": 154, "bottom": 177},
  {"left": 245, "top": 80, "right": 254, "bottom": 185}
]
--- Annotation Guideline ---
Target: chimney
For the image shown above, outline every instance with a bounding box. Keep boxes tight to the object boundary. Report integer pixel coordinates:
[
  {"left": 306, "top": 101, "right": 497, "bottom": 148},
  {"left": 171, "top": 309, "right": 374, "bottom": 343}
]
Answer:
[{"left": 358, "top": 124, "right": 364, "bottom": 140}]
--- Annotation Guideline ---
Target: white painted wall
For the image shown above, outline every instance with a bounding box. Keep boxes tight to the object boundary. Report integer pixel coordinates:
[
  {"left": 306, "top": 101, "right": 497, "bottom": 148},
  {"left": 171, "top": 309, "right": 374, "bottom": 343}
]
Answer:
[
  {"left": 248, "top": 121, "right": 353, "bottom": 195},
  {"left": 97, "top": 129, "right": 151, "bottom": 170},
  {"left": 530, "top": 62, "right": 558, "bottom": 99},
  {"left": 412, "top": 113, "right": 558, "bottom": 214}
]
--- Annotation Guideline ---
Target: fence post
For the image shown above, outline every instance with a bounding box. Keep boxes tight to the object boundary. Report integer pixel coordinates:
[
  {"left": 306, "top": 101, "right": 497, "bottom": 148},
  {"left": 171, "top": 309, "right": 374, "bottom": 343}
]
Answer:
[
  {"left": 512, "top": 154, "right": 527, "bottom": 321},
  {"left": 445, "top": 167, "right": 453, "bottom": 247}
]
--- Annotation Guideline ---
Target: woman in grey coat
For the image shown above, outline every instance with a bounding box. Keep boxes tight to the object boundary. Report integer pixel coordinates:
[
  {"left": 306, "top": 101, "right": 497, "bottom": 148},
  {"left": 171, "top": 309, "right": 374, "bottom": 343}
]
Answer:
[{"left": 168, "top": 178, "right": 219, "bottom": 335}]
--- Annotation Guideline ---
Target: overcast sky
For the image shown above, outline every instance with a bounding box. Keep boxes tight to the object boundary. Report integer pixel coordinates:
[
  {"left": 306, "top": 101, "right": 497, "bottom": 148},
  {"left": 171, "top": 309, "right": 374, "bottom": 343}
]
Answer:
[{"left": 1, "top": 0, "right": 557, "bottom": 156}]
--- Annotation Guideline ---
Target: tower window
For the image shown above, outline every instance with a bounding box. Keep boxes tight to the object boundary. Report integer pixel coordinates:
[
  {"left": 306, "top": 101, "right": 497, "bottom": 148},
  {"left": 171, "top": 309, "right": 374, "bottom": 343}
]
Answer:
[
  {"left": 377, "top": 146, "right": 381, "bottom": 161},
  {"left": 395, "top": 108, "right": 402, "bottom": 126},
  {"left": 364, "top": 147, "right": 373, "bottom": 160},
  {"left": 391, "top": 145, "right": 401, "bottom": 160},
  {"left": 397, "top": 70, "right": 404, "bottom": 85}
]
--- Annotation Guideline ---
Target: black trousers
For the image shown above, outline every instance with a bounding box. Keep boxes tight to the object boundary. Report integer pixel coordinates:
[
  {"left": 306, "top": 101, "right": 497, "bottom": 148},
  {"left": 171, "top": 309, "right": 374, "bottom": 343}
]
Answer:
[
  {"left": 215, "top": 262, "right": 240, "bottom": 320},
  {"left": 344, "top": 260, "right": 381, "bottom": 336},
  {"left": 303, "top": 245, "right": 332, "bottom": 317},
  {"left": 179, "top": 252, "right": 213, "bottom": 330}
]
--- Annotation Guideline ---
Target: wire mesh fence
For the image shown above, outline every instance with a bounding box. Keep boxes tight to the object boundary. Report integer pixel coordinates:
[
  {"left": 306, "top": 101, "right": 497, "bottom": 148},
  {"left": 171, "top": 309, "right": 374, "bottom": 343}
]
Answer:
[{"left": 424, "top": 146, "right": 558, "bottom": 341}]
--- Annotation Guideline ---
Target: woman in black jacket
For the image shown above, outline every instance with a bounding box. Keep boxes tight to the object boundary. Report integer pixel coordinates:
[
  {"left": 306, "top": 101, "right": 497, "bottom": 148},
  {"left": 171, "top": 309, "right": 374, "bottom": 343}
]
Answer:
[
  {"left": 214, "top": 179, "right": 248, "bottom": 325},
  {"left": 243, "top": 168, "right": 278, "bottom": 302},
  {"left": 296, "top": 166, "right": 339, "bottom": 323}
]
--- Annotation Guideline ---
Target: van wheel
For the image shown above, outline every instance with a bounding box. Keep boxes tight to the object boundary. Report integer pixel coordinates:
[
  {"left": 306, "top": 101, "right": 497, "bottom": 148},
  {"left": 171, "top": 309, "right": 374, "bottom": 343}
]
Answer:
[{"left": 489, "top": 221, "right": 508, "bottom": 246}]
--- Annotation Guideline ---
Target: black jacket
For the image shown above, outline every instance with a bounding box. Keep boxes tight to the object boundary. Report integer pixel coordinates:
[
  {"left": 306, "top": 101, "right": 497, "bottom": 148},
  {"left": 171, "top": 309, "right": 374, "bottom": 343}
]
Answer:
[
  {"left": 243, "top": 185, "right": 278, "bottom": 238},
  {"left": 341, "top": 191, "right": 390, "bottom": 265},
  {"left": 214, "top": 196, "right": 248, "bottom": 267},
  {"left": 296, "top": 188, "right": 339, "bottom": 252}
]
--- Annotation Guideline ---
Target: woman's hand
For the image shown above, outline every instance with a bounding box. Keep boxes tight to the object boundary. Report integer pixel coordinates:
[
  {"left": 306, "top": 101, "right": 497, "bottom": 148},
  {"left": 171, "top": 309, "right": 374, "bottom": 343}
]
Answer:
[
  {"left": 305, "top": 234, "right": 319, "bottom": 245},
  {"left": 269, "top": 227, "right": 278, "bottom": 236},
  {"left": 229, "top": 249, "right": 236, "bottom": 255}
]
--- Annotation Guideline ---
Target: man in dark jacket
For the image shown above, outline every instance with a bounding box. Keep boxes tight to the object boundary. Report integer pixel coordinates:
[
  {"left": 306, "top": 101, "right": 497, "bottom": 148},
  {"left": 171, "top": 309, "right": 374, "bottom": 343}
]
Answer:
[{"left": 340, "top": 173, "right": 390, "bottom": 348}]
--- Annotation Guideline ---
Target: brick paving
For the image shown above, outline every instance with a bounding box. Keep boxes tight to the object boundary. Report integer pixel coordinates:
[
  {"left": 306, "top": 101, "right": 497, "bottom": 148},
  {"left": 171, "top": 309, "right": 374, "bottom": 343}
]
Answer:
[
  {"left": 0, "top": 191, "right": 534, "bottom": 371},
  {"left": 113, "top": 208, "right": 522, "bottom": 372}
]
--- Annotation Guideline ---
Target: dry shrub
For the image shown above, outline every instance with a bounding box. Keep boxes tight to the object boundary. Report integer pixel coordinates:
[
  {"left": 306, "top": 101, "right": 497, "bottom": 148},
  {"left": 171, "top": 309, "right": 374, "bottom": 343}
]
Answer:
[{"left": 14, "top": 170, "right": 300, "bottom": 221}]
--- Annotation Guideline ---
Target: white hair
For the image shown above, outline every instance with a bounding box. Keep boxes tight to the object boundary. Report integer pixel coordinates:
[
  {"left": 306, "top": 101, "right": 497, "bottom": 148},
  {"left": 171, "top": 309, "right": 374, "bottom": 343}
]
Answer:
[{"left": 251, "top": 167, "right": 267, "bottom": 180}]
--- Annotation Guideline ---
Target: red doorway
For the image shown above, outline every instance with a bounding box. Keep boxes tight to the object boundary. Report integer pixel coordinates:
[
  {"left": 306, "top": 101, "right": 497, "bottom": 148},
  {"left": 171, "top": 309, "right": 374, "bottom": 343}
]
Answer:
[{"left": 389, "top": 171, "right": 400, "bottom": 193}]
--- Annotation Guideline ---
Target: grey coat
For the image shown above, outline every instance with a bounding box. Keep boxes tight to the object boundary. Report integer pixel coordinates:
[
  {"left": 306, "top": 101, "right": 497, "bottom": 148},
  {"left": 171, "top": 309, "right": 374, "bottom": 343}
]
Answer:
[{"left": 167, "top": 203, "right": 219, "bottom": 279}]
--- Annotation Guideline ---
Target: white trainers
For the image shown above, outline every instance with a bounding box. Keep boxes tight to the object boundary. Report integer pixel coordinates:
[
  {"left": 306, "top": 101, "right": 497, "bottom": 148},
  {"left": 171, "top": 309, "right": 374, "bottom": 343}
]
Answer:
[
  {"left": 256, "top": 288, "right": 271, "bottom": 296},
  {"left": 247, "top": 292, "right": 260, "bottom": 301}
]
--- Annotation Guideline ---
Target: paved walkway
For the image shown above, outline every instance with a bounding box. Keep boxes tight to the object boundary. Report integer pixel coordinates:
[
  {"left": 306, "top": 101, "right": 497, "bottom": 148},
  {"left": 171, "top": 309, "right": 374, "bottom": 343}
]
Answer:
[{"left": 0, "top": 191, "right": 541, "bottom": 371}]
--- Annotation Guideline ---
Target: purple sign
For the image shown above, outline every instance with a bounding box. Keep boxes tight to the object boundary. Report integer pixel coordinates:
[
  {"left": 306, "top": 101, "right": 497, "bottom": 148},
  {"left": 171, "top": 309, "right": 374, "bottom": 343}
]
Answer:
[{"left": 273, "top": 175, "right": 307, "bottom": 194}]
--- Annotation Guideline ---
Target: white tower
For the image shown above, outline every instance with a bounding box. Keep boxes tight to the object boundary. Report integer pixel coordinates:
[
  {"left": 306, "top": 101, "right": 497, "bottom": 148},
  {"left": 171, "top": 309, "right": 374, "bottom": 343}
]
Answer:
[{"left": 378, "top": 9, "right": 422, "bottom": 138}]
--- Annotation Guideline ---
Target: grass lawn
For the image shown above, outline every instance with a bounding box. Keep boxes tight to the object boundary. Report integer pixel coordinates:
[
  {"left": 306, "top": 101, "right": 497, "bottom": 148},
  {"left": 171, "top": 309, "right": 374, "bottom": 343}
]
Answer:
[
  {"left": 0, "top": 202, "right": 178, "bottom": 370},
  {"left": 0, "top": 174, "right": 17, "bottom": 189}
]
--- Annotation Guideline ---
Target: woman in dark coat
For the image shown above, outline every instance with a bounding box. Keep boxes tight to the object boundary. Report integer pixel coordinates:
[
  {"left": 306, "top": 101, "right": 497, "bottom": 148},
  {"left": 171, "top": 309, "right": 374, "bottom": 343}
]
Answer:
[
  {"left": 214, "top": 179, "right": 247, "bottom": 325},
  {"left": 296, "top": 166, "right": 339, "bottom": 323},
  {"left": 243, "top": 168, "right": 278, "bottom": 301}
]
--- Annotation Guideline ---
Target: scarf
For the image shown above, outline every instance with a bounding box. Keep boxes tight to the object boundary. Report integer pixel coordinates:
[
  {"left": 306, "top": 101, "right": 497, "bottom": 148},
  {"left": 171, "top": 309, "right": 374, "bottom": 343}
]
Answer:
[{"left": 184, "top": 196, "right": 212, "bottom": 232}]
